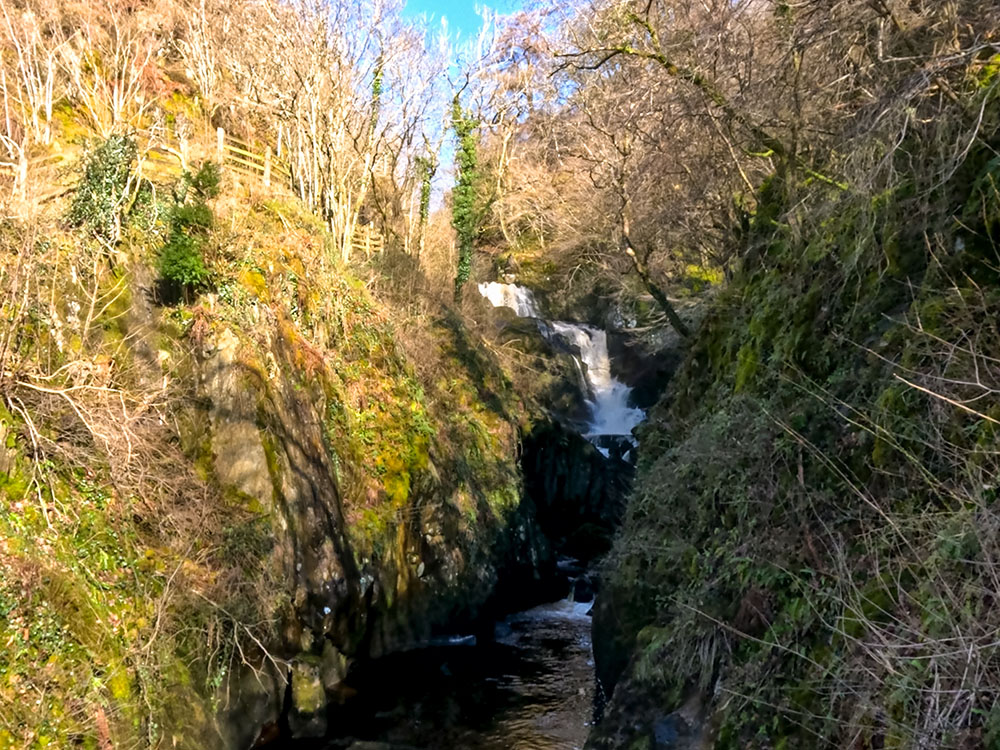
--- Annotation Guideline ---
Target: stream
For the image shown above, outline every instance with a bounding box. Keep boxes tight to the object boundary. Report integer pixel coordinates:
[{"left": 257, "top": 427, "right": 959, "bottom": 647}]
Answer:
[
  {"left": 308, "top": 594, "right": 595, "bottom": 750},
  {"left": 291, "top": 284, "right": 641, "bottom": 750}
]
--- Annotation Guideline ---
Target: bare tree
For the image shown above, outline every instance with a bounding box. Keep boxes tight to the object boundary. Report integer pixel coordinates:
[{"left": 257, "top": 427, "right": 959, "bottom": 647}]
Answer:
[
  {"left": 0, "top": 0, "right": 63, "bottom": 145},
  {"left": 58, "top": 1, "right": 157, "bottom": 137}
]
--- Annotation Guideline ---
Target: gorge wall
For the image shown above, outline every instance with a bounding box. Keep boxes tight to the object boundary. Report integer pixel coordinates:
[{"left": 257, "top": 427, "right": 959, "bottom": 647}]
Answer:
[
  {"left": 0, "top": 193, "right": 559, "bottom": 749},
  {"left": 587, "top": 88, "right": 1000, "bottom": 750}
]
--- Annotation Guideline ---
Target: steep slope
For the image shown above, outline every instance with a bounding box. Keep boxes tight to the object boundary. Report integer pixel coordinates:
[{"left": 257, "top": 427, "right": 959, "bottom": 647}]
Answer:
[
  {"left": 591, "top": 65, "right": 1000, "bottom": 749},
  {"left": 0, "top": 139, "right": 551, "bottom": 748}
]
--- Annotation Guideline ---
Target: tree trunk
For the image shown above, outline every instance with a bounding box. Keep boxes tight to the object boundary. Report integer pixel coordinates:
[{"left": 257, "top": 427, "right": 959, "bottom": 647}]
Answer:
[{"left": 622, "top": 222, "right": 690, "bottom": 338}]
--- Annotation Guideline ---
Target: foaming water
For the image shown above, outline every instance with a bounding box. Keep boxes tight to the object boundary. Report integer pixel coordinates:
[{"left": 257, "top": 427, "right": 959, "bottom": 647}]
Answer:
[
  {"left": 478, "top": 281, "right": 541, "bottom": 319},
  {"left": 313, "top": 597, "right": 594, "bottom": 750},
  {"left": 478, "top": 283, "right": 645, "bottom": 445},
  {"left": 546, "top": 323, "right": 645, "bottom": 442}
]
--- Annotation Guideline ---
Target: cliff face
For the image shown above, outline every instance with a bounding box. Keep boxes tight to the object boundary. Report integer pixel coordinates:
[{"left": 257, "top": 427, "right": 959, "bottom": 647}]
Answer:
[
  {"left": 589, "top": 87, "right": 1000, "bottom": 749},
  {"left": 0, "top": 190, "right": 551, "bottom": 748},
  {"left": 198, "top": 277, "right": 553, "bottom": 744}
]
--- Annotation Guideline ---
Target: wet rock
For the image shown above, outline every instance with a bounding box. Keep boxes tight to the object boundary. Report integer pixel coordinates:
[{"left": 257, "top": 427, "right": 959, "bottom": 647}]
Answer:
[
  {"left": 572, "top": 575, "right": 595, "bottom": 604},
  {"left": 321, "top": 640, "right": 350, "bottom": 690},
  {"left": 587, "top": 674, "right": 709, "bottom": 750},
  {"left": 521, "top": 420, "right": 632, "bottom": 563},
  {"left": 649, "top": 692, "right": 708, "bottom": 749},
  {"left": 494, "top": 316, "right": 590, "bottom": 423},
  {"left": 215, "top": 660, "right": 288, "bottom": 750},
  {"left": 590, "top": 590, "right": 637, "bottom": 712},
  {"left": 565, "top": 522, "right": 615, "bottom": 562},
  {"left": 651, "top": 713, "right": 698, "bottom": 749},
  {"left": 289, "top": 659, "right": 327, "bottom": 737},
  {"left": 606, "top": 329, "right": 683, "bottom": 410}
]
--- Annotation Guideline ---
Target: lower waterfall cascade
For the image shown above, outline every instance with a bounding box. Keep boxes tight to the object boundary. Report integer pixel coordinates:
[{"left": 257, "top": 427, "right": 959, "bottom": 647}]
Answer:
[{"left": 478, "top": 282, "right": 645, "bottom": 451}]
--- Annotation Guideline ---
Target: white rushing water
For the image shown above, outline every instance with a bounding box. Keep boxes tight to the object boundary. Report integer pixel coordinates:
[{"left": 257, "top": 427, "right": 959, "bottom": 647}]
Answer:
[
  {"left": 478, "top": 282, "right": 645, "bottom": 445},
  {"left": 548, "top": 322, "right": 645, "bottom": 441},
  {"left": 478, "top": 281, "right": 541, "bottom": 318}
]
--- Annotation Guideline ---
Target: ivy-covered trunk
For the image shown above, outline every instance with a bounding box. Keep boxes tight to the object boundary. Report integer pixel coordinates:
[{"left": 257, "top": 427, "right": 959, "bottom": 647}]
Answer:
[{"left": 451, "top": 97, "right": 480, "bottom": 302}]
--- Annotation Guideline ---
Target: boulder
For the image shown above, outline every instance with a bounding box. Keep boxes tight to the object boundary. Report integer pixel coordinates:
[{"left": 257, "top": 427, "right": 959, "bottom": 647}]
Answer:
[{"left": 289, "top": 659, "right": 327, "bottom": 737}]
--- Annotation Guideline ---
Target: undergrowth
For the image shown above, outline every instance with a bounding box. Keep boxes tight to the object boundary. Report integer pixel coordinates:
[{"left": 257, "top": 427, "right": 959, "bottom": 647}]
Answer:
[{"left": 597, "top": 57, "right": 1000, "bottom": 750}]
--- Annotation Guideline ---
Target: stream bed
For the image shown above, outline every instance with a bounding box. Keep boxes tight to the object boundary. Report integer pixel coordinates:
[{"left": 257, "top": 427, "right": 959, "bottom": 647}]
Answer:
[
  {"left": 296, "top": 597, "right": 595, "bottom": 750},
  {"left": 279, "top": 282, "right": 637, "bottom": 750}
]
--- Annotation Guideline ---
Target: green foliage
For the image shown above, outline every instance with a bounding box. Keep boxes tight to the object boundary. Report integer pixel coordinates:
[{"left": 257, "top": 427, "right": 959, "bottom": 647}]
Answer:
[
  {"left": 597, "top": 92, "right": 1000, "bottom": 749},
  {"left": 190, "top": 161, "right": 221, "bottom": 200},
  {"left": 451, "top": 96, "right": 481, "bottom": 301},
  {"left": 415, "top": 153, "right": 436, "bottom": 227},
  {"left": 159, "top": 232, "right": 210, "bottom": 288},
  {"left": 370, "top": 57, "right": 384, "bottom": 137},
  {"left": 157, "top": 162, "right": 219, "bottom": 294},
  {"left": 66, "top": 134, "right": 137, "bottom": 246},
  {"left": 173, "top": 202, "right": 214, "bottom": 232}
]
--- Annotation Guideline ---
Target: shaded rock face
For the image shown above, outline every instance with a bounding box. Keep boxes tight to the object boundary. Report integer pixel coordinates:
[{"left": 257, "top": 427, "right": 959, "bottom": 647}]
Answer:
[
  {"left": 587, "top": 685, "right": 710, "bottom": 750},
  {"left": 606, "top": 330, "right": 683, "bottom": 411},
  {"left": 590, "top": 588, "right": 636, "bottom": 718},
  {"left": 204, "top": 327, "right": 363, "bottom": 651},
  {"left": 199, "top": 323, "right": 553, "bottom": 747},
  {"left": 493, "top": 314, "right": 591, "bottom": 427},
  {"left": 213, "top": 662, "right": 288, "bottom": 750},
  {"left": 521, "top": 420, "right": 632, "bottom": 563}
]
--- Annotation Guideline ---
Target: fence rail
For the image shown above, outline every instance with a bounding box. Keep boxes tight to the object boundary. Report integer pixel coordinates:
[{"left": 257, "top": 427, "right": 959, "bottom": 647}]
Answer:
[
  {"left": 0, "top": 151, "right": 71, "bottom": 203},
  {"left": 0, "top": 126, "right": 385, "bottom": 257},
  {"left": 351, "top": 224, "right": 385, "bottom": 258},
  {"left": 215, "top": 127, "right": 292, "bottom": 188}
]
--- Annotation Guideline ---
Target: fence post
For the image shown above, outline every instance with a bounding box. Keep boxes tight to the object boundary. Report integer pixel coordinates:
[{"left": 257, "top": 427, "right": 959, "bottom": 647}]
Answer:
[
  {"left": 263, "top": 145, "right": 272, "bottom": 188},
  {"left": 16, "top": 152, "right": 27, "bottom": 203},
  {"left": 216, "top": 127, "right": 224, "bottom": 165}
]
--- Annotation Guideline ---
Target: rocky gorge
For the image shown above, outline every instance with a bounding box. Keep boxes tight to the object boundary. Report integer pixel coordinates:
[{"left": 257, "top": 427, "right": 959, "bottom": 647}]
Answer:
[
  {"left": 4, "top": 3, "right": 996, "bottom": 749},
  {"left": 182, "top": 272, "right": 663, "bottom": 746}
]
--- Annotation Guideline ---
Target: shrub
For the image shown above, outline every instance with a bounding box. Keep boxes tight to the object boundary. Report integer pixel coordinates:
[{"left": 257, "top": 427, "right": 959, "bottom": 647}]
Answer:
[
  {"left": 159, "top": 232, "right": 209, "bottom": 289},
  {"left": 190, "top": 160, "right": 221, "bottom": 199},
  {"left": 67, "top": 134, "right": 138, "bottom": 247},
  {"left": 157, "top": 161, "right": 219, "bottom": 299}
]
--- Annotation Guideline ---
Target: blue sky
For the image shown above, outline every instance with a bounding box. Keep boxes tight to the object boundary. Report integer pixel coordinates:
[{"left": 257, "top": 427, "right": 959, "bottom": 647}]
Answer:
[{"left": 402, "top": 0, "right": 521, "bottom": 40}]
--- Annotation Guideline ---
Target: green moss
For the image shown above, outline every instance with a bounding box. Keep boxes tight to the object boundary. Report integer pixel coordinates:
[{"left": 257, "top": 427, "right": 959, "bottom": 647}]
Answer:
[
  {"left": 291, "top": 661, "right": 326, "bottom": 715},
  {"left": 601, "top": 97, "right": 1000, "bottom": 748},
  {"left": 681, "top": 263, "right": 724, "bottom": 294},
  {"left": 734, "top": 343, "right": 759, "bottom": 392}
]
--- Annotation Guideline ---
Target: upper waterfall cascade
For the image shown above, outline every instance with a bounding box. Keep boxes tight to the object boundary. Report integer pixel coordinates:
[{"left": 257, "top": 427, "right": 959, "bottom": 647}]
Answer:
[
  {"left": 478, "top": 282, "right": 645, "bottom": 445},
  {"left": 478, "top": 281, "right": 541, "bottom": 319}
]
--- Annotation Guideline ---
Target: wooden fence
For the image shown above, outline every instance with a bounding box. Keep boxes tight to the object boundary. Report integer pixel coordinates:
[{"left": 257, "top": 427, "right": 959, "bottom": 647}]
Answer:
[
  {"left": 0, "top": 151, "right": 71, "bottom": 203},
  {"left": 214, "top": 128, "right": 291, "bottom": 188},
  {"left": 351, "top": 223, "right": 385, "bottom": 258},
  {"left": 0, "top": 127, "right": 296, "bottom": 195},
  {"left": 0, "top": 126, "right": 386, "bottom": 257}
]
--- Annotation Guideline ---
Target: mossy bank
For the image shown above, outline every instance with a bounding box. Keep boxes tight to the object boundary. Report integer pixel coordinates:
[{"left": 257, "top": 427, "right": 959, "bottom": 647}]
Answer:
[
  {"left": 590, "top": 57, "right": 1000, "bottom": 750},
  {"left": 0, "top": 144, "right": 552, "bottom": 748}
]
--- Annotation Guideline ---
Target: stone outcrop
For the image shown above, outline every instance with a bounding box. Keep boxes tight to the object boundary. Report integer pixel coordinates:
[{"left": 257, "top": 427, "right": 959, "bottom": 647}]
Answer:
[
  {"left": 521, "top": 420, "right": 632, "bottom": 563},
  {"left": 199, "top": 316, "right": 554, "bottom": 746}
]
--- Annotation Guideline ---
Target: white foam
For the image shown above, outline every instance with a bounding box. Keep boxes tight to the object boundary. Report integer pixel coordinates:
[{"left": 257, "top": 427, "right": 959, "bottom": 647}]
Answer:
[
  {"left": 511, "top": 598, "right": 593, "bottom": 623},
  {"left": 477, "top": 283, "right": 646, "bottom": 446},
  {"left": 549, "top": 322, "right": 645, "bottom": 442},
  {"left": 478, "top": 281, "right": 540, "bottom": 318}
]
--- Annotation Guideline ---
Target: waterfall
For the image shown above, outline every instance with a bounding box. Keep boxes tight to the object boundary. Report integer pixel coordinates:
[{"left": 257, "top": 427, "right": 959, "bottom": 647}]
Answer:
[
  {"left": 478, "top": 281, "right": 540, "bottom": 319},
  {"left": 548, "top": 322, "right": 645, "bottom": 442},
  {"left": 479, "top": 283, "right": 645, "bottom": 448}
]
